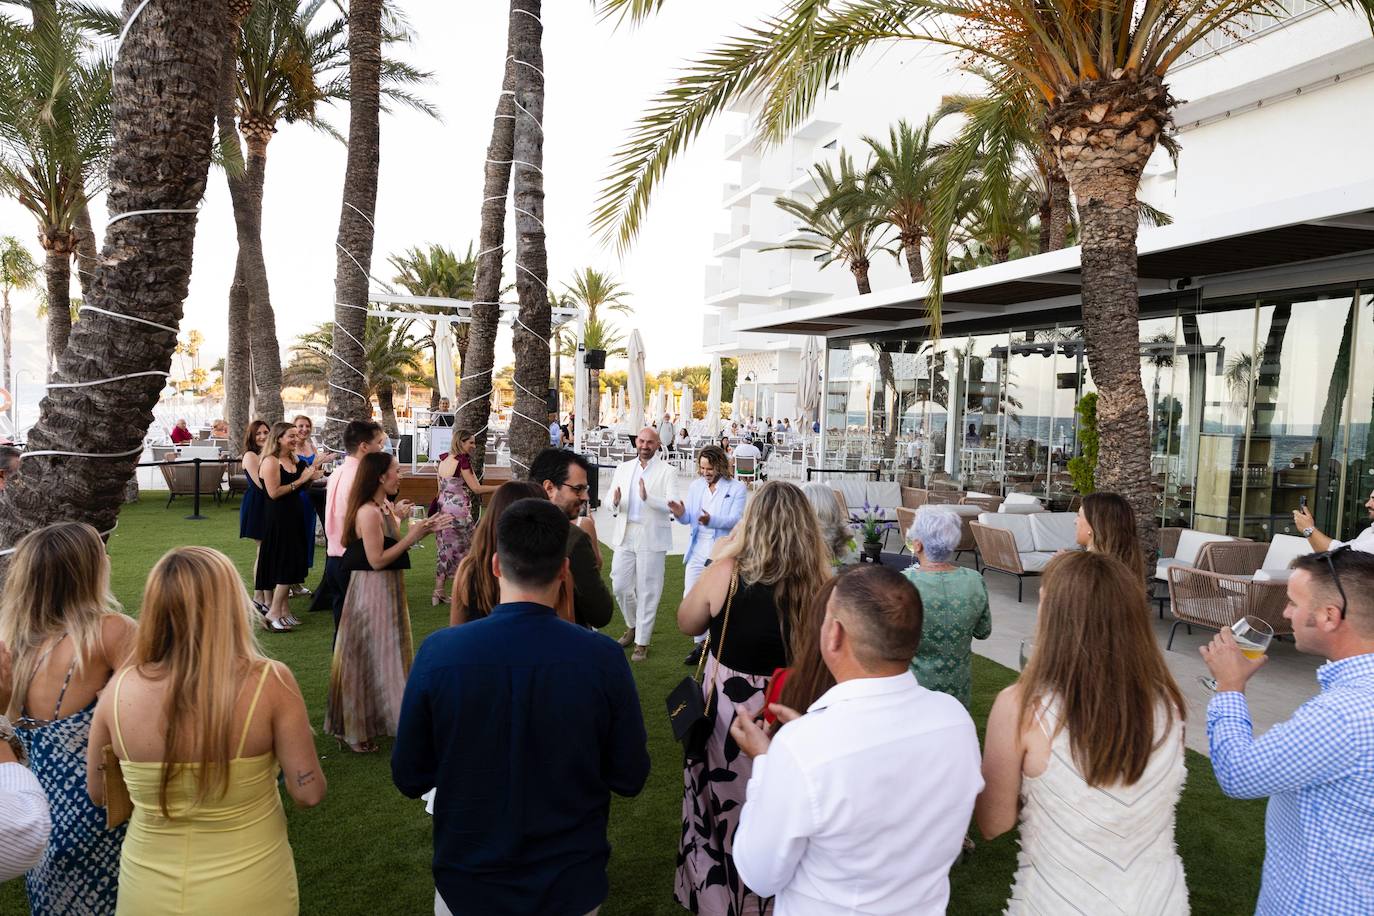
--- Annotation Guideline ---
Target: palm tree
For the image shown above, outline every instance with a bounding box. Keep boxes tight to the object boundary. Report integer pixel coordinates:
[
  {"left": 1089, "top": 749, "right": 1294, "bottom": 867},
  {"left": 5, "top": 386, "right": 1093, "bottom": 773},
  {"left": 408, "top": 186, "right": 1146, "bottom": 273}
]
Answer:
[
  {"left": 454, "top": 5, "right": 520, "bottom": 471},
  {"left": 0, "top": 7, "right": 111, "bottom": 374},
  {"left": 285, "top": 317, "right": 422, "bottom": 435},
  {"left": 0, "top": 235, "right": 38, "bottom": 428},
  {"left": 951, "top": 175, "right": 1041, "bottom": 266},
  {"left": 0, "top": 0, "right": 232, "bottom": 565},
  {"left": 507, "top": 0, "right": 550, "bottom": 475},
  {"left": 559, "top": 267, "right": 633, "bottom": 427},
  {"left": 594, "top": 0, "right": 1374, "bottom": 562},
  {"left": 558, "top": 314, "right": 628, "bottom": 427},
  {"left": 769, "top": 153, "right": 890, "bottom": 294},
  {"left": 860, "top": 117, "right": 942, "bottom": 282},
  {"left": 389, "top": 242, "right": 477, "bottom": 408}
]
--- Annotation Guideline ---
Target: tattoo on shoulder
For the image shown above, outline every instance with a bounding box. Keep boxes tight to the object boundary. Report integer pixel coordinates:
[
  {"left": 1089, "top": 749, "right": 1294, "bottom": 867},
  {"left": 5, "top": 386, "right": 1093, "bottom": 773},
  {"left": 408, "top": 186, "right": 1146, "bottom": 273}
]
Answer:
[{"left": 296, "top": 770, "right": 316, "bottom": 788}]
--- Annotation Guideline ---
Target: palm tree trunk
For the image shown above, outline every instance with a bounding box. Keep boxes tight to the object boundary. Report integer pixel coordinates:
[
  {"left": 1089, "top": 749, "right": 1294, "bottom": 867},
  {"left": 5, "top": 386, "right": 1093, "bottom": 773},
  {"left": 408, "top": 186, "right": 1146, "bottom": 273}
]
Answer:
[
  {"left": 42, "top": 242, "right": 72, "bottom": 374},
  {"left": 224, "top": 253, "right": 252, "bottom": 452},
  {"left": 324, "top": 0, "right": 383, "bottom": 449},
  {"left": 508, "top": 0, "right": 549, "bottom": 475},
  {"left": 1, "top": 288, "right": 11, "bottom": 427},
  {"left": 216, "top": 36, "right": 283, "bottom": 423},
  {"left": 590, "top": 369, "right": 601, "bottom": 427},
  {"left": 902, "top": 232, "right": 924, "bottom": 283},
  {"left": 1048, "top": 170, "right": 1071, "bottom": 251},
  {"left": 1050, "top": 75, "right": 1170, "bottom": 570},
  {"left": 73, "top": 203, "right": 100, "bottom": 298},
  {"left": 377, "top": 381, "right": 399, "bottom": 436},
  {"left": 454, "top": 5, "right": 519, "bottom": 473},
  {"left": 0, "top": 0, "right": 230, "bottom": 567},
  {"left": 1037, "top": 191, "right": 1053, "bottom": 254}
]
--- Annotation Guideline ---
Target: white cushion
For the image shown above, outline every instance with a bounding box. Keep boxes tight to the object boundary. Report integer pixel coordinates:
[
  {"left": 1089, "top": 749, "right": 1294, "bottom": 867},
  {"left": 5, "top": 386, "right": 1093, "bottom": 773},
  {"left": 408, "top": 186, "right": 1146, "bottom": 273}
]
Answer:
[
  {"left": 1155, "top": 557, "right": 1189, "bottom": 581},
  {"left": 1020, "top": 551, "right": 1058, "bottom": 572},
  {"left": 834, "top": 480, "right": 870, "bottom": 513},
  {"left": 1004, "top": 492, "right": 1042, "bottom": 506},
  {"left": 1000, "top": 502, "right": 1046, "bottom": 514},
  {"left": 945, "top": 504, "right": 983, "bottom": 518},
  {"left": 866, "top": 481, "right": 901, "bottom": 512},
  {"left": 1030, "top": 513, "right": 1080, "bottom": 553},
  {"left": 978, "top": 512, "right": 1035, "bottom": 553},
  {"left": 1254, "top": 568, "right": 1295, "bottom": 584},
  {"left": 1175, "top": 530, "right": 1234, "bottom": 566},
  {"left": 1261, "top": 534, "right": 1310, "bottom": 572}
]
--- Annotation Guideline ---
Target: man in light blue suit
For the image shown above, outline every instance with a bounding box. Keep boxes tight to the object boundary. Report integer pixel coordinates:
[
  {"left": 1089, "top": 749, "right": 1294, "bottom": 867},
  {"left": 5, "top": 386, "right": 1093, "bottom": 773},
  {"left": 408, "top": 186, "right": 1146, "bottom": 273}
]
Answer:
[{"left": 672, "top": 444, "right": 748, "bottom": 666}]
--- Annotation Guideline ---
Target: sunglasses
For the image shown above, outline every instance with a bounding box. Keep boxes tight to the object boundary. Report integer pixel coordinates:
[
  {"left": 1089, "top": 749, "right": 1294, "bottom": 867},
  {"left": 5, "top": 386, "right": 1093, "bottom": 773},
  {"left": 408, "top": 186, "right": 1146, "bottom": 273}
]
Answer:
[{"left": 1313, "top": 544, "right": 1351, "bottom": 619}]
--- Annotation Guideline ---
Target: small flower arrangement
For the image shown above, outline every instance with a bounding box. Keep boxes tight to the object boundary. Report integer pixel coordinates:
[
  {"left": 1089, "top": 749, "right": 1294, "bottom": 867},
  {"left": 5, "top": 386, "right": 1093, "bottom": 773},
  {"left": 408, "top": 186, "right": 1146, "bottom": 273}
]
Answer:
[{"left": 851, "top": 501, "right": 894, "bottom": 546}]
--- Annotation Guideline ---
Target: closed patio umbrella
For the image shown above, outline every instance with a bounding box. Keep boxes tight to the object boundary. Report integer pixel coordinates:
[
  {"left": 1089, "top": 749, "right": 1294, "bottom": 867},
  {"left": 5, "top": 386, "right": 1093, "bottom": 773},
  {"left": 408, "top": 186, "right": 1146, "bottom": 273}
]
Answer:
[
  {"left": 434, "top": 324, "right": 456, "bottom": 404},
  {"left": 731, "top": 384, "right": 742, "bottom": 424},
  {"left": 628, "top": 330, "right": 646, "bottom": 430},
  {"left": 681, "top": 385, "right": 694, "bottom": 428},
  {"left": 798, "top": 336, "right": 821, "bottom": 423}
]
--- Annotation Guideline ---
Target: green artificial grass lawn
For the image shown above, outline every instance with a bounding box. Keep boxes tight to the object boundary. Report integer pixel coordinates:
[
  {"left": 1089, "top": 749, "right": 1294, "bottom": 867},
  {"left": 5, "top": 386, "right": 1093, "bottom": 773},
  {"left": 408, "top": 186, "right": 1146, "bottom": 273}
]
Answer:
[{"left": 0, "top": 498, "right": 1268, "bottom": 915}]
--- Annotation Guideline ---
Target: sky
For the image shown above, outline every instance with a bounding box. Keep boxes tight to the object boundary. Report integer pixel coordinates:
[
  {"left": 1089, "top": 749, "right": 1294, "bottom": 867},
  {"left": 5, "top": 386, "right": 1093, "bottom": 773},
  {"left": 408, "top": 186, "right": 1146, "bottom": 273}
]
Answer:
[{"left": 1, "top": 1, "right": 776, "bottom": 416}]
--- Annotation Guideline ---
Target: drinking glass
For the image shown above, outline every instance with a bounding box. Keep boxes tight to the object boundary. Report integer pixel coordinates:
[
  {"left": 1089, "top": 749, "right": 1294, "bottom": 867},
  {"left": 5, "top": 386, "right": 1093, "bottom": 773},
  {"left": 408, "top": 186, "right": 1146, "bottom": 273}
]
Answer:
[
  {"left": 1018, "top": 639, "right": 1035, "bottom": 671},
  {"left": 411, "top": 505, "right": 428, "bottom": 549},
  {"left": 1199, "top": 616, "right": 1274, "bottom": 691}
]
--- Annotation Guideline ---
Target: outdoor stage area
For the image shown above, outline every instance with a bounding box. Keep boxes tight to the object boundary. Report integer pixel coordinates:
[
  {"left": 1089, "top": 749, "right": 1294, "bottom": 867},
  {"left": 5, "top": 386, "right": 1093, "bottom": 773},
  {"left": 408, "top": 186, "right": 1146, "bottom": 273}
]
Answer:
[{"left": 0, "top": 489, "right": 1281, "bottom": 916}]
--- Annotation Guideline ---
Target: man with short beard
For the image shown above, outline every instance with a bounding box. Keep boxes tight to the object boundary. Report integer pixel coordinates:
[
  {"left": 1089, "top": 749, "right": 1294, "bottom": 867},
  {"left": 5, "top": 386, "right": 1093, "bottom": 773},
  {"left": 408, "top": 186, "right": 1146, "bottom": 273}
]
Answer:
[
  {"left": 607, "top": 427, "right": 681, "bottom": 661},
  {"left": 528, "top": 448, "right": 613, "bottom": 629}
]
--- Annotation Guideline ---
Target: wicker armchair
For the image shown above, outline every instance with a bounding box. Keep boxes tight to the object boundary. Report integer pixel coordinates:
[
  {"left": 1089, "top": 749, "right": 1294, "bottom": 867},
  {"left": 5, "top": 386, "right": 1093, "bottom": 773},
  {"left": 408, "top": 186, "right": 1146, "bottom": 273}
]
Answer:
[
  {"left": 1166, "top": 565, "right": 1294, "bottom": 649},
  {"left": 969, "top": 521, "right": 1047, "bottom": 602}
]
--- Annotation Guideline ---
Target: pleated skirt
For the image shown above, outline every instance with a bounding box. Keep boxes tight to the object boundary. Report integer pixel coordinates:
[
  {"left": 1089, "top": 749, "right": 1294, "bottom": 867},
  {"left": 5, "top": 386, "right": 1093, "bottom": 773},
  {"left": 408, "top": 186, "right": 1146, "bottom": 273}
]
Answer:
[{"left": 324, "top": 569, "right": 412, "bottom": 744}]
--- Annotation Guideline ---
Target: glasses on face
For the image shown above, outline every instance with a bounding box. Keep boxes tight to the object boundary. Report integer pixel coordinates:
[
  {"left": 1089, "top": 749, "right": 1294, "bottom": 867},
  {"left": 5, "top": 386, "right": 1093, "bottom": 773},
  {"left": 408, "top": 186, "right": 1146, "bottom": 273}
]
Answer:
[
  {"left": 561, "top": 483, "right": 590, "bottom": 495},
  {"left": 1312, "top": 544, "right": 1351, "bottom": 619}
]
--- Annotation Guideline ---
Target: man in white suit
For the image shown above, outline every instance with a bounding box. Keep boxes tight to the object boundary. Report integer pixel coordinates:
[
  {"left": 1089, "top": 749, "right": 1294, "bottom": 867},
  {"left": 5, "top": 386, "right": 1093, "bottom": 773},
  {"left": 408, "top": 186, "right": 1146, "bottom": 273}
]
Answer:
[
  {"left": 609, "top": 427, "right": 683, "bottom": 661},
  {"left": 674, "top": 444, "right": 748, "bottom": 666}
]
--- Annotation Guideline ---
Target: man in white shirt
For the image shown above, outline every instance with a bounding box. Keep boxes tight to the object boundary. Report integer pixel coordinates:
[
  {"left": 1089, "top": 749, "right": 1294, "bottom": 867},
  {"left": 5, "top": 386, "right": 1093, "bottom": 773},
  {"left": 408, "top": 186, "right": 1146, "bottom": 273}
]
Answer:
[
  {"left": 732, "top": 434, "right": 763, "bottom": 482},
  {"left": 0, "top": 715, "right": 50, "bottom": 881},
  {"left": 608, "top": 427, "right": 682, "bottom": 661},
  {"left": 658, "top": 413, "right": 676, "bottom": 454},
  {"left": 1294, "top": 490, "right": 1374, "bottom": 553},
  {"left": 730, "top": 565, "right": 983, "bottom": 915}
]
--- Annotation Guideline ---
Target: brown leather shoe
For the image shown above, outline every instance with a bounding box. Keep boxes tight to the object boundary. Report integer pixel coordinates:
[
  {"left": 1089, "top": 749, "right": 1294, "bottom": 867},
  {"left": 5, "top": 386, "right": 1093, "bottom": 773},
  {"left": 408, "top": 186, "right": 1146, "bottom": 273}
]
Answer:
[
  {"left": 631, "top": 645, "right": 649, "bottom": 662},
  {"left": 617, "top": 629, "right": 636, "bottom": 648}
]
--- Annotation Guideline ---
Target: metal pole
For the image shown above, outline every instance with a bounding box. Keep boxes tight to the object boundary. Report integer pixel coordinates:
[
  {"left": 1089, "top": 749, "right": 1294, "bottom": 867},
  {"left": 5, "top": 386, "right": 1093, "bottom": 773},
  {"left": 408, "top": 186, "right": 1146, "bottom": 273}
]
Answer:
[{"left": 186, "top": 458, "right": 208, "bottom": 520}]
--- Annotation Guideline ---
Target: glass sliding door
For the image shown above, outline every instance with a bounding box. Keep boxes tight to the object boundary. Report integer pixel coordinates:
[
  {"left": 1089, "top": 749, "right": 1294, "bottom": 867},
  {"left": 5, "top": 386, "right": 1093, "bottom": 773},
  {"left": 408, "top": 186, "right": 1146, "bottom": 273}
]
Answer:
[{"left": 1337, "top": 289, "right": 1374, "bottom": 541}]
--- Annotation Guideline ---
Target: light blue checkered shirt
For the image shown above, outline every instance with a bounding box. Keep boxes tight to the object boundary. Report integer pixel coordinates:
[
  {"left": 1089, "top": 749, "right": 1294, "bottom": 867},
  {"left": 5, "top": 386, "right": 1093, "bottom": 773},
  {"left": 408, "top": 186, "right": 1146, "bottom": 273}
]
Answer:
[{"left": 1207, "top": 652, "right": 1374, "bottom": 915}]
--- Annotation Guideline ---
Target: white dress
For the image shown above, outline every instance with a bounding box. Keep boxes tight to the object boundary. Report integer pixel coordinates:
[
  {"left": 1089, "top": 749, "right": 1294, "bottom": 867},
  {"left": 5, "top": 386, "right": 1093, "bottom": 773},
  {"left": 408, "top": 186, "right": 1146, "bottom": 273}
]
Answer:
[{"left": 1007, "top": 699, "right": 1189, "bottom": 915}]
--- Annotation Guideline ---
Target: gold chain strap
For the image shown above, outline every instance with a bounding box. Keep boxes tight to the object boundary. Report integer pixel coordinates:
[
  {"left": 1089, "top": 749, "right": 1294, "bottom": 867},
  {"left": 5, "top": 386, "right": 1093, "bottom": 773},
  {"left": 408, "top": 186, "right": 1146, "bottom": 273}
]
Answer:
[{"left": 701, "top": 571, "right": 739, "bottom": 718}]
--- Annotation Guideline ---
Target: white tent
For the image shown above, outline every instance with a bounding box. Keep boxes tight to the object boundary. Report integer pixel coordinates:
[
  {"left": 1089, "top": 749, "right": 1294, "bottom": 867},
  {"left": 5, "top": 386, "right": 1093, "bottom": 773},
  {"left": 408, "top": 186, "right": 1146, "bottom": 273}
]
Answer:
[
  {"left": 798, "top": 336, "right": 821, "bottom": 422},
  {"left": 707, "top": 356, "right": 722, "bottom": 437},
  {"left": 434, "top": 326, "right": 456, "bottom": 404},
  {"left": 628, "top": 330, "right": 646, "bottom": 431}
]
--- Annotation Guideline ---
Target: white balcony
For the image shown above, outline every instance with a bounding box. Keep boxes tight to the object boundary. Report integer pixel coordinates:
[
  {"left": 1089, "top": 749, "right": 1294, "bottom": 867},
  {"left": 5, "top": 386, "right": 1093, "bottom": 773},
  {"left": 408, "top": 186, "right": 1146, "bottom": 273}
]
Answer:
[
  {"left": 724, "top": 130, "right": 759, "bottom": 161},
  {"left": 765, "top": 262, "right": 833, "bottom": 301}
]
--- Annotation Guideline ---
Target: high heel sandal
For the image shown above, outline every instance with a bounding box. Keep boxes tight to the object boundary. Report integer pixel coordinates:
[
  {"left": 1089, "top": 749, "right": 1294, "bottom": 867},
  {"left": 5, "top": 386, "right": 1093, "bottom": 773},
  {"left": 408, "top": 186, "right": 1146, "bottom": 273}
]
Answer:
[
  {"left": 335, "top": 737, "right": 379, "bottom": 754},
  {"left": 252, "top": 601, "right": 270, "bottom": 616},
  {"left": 263, "top": 616, "right": 294, "bottom": 633},
  {"left": 432, "top": 591, "right": 449, "bottom": 607}
]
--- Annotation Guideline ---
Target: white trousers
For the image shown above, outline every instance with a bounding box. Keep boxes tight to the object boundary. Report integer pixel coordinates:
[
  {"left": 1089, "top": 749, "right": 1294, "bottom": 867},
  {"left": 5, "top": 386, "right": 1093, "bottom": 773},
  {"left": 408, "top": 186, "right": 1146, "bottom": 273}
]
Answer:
[
  {"left": 684, "top": 552, "right": 710, "bottom": 644},
  {"left": 611, "top": 521, "right": 666, "bottom": 646},
  {"left": 437, "top": 892, "right": 598, "bottom": 916}
]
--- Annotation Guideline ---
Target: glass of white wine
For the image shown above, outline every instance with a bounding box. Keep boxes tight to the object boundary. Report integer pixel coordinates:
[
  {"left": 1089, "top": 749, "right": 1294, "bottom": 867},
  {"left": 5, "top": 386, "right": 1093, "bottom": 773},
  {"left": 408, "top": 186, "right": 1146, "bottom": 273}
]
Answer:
[
  {"left": 1199, "top": 616, "right": 1274, "bottom": 691},
  {"left": 1019, "top": 639, "right": 1035, "bottom": 672},
  {"left": 411, "top": 505, "right": 427, "bottom": 549}
]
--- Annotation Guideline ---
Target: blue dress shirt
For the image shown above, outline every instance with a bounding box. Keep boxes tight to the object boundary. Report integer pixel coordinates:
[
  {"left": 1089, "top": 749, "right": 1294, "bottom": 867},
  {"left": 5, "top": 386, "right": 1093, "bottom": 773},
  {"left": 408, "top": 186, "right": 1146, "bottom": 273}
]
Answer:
[
  {"left": 392, "top": 602, "right": 651, "bottom": 916},
  {"left": 1207, "top": 652, "right": 1374, "bottom": 915}
]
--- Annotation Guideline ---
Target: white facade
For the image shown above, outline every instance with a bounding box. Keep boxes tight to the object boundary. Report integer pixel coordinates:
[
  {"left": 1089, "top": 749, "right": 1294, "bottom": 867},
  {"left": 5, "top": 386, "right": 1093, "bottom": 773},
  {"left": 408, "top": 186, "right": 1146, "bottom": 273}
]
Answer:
[{"left": 702, "top": 4, "right": 1374, "bottom": 401}]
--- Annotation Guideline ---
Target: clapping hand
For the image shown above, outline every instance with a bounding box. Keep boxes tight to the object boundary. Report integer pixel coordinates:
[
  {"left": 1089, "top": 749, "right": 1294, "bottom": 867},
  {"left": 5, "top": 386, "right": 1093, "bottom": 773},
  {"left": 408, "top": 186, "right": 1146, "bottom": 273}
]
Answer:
[
  {"left": 638, "top": 479, "right": 648, "bottom": 502},
  {"left": 612, "top": 486, "right": 622, "bottom": 508},
  {"left": 698, "top": 511, "right": 711, "bottom": 526},
  {"left": 394, "top": 498, "right": 415, "bottom": 519},
  {"left": 668, "top": 499, "right": 686, "bottom": 518},
  {"left": 426, "top": 514, "right": 455, "bottom": 535}
]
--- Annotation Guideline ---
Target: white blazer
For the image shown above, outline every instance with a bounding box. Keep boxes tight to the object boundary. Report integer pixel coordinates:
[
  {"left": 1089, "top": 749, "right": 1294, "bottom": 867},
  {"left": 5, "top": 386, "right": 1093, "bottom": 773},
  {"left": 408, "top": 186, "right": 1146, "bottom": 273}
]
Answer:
[{"left": 608, "top": 455, "right": 680, "bottom": 551}]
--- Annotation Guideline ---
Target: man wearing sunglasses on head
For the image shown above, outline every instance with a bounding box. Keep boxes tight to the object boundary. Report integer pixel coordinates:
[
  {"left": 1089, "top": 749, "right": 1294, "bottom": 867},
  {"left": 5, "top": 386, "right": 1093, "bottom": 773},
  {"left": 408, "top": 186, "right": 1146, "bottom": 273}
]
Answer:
[
  {"left": 529, "top": 448, "right": 614, "bottom": 630},
  {"left": 1200, "top": 547, "right": 1374, "bottom": 915},
  {"left": 1292, "top": 490, "right": 1374, "bottom": 553}
]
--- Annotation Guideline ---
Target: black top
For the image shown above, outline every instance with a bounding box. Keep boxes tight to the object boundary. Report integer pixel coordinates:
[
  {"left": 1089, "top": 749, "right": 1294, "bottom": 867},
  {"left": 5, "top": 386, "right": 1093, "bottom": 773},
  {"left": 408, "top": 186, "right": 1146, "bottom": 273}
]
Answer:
[
  {"left": 707, "top": 578, "right": 790, "bottom": 676},
  {"left": 342, "top": 535, "right": 411, "bottom": 574}
]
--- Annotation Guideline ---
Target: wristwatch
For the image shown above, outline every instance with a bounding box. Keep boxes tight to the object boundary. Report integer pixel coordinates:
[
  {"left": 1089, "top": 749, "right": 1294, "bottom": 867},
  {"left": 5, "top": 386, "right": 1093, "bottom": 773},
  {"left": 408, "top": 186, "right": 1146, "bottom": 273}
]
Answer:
[
  {"left": 0, "top": 714, "right": 28, "bottom": 767},
  {"left": 1301, "top": 526, "right": 1315, "bottom": 538}
]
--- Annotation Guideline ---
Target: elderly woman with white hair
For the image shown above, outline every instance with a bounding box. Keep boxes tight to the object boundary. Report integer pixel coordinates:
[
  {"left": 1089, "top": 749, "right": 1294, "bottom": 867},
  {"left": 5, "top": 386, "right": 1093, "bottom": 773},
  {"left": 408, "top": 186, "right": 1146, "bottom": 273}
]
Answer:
[
  {"left": 903, "top": 506, "right": 992, "bottom": 709},
  {"left": 801, "top": 482, "right": 858, "bottom": 567}
]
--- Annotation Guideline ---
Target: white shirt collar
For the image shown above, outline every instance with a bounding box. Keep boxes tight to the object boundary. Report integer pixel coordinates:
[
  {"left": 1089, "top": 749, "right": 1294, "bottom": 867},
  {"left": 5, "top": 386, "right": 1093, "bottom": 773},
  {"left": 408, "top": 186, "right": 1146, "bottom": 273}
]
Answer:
[{"left": 807, "top": 671, "right": 919, "bottom": 714}]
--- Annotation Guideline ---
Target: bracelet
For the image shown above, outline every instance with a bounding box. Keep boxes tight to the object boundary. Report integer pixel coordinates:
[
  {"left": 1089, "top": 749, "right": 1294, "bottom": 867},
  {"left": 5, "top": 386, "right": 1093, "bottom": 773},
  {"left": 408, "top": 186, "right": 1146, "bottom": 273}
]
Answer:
[{"left": 0, "top": 715, "right": 28, "bottom": 767}]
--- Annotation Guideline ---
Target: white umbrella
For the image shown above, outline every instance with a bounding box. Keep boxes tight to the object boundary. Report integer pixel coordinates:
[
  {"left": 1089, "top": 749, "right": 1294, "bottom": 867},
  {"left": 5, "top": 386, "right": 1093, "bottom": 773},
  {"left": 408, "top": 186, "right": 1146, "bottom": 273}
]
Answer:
[
  {"left": 434, "top": 324, "right": 456, "bottom": 404},
  {"left": 707, "top": 356, "right": 722, "bottom": 437},
  {"left": 600, "top": 389, "right": 611, "bottom": 424},
  {"left": 798, "top": 336, "right": 821, "bottom": 422},
  {"left": 681, "top": 385, "right": 694, "bottom": 427},
  {"left": 650, "top": 386, "right": 663, "bottom": 426},
  {"left": 573, "top": 348, "right": 588, "bottom": 449},
  {"left": 731, "top": 383, "right": 742, "bottom": 423},
  {"left": 628, "top": 330, "right": 646, "bottom": 430}
]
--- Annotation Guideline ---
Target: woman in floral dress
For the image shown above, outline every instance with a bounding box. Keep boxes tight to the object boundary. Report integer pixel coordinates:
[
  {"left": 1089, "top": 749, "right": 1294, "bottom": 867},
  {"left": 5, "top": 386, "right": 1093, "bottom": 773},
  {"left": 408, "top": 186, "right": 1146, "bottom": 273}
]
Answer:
[{"left": 431, "top": 431, "right": 499, "bottom": 606}]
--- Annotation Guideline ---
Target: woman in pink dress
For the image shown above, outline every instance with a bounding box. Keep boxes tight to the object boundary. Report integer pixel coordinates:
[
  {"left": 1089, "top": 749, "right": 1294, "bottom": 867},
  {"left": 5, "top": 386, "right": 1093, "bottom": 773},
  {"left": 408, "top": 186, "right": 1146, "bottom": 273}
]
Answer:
[{"left": 431, "top": 430, "right": 499, "bottom": 606}]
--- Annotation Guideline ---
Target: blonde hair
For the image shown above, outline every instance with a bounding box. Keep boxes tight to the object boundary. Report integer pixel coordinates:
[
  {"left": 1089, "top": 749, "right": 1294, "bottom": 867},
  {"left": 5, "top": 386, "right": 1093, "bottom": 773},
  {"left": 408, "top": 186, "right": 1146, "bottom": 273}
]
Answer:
[
  {"left": 134, "top": 547, "right": 271, "bottom": 817},
  {"left": 716, "top": 481, "right": 832, "bottom": 644},
  {"left": 1, "top": 522, "right": 121, "bottom": 720},
  {"left": 264, "top": 421, "right": 296, "bottom": 462},
  {"left": 1019, "top": 551, "right": 1185, "bottom": 787}
]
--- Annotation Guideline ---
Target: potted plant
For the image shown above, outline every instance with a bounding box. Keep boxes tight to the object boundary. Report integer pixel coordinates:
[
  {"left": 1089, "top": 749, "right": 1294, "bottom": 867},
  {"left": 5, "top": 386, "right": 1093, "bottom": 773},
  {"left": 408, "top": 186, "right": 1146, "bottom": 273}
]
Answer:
[{"left": 851, "top": 501, "right": 891, "bottom": 562}]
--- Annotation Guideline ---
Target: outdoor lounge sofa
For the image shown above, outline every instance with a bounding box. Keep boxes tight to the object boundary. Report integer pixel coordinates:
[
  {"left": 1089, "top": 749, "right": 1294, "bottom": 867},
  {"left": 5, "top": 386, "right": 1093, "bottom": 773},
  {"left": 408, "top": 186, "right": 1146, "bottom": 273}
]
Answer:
[
  {"left": 1165, "top": 533, "right": 1309, "bottom": 649},
  {"left": 970, "top": 511, "right": 1080, "bottom": 601}
]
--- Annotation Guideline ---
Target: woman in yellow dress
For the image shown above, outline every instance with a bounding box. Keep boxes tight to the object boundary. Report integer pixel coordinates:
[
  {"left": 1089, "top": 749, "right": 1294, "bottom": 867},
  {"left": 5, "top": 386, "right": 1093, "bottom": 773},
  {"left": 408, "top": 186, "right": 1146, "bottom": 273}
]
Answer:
[{"left": 85, "top": 546, "right": 326, "bottom": 915}]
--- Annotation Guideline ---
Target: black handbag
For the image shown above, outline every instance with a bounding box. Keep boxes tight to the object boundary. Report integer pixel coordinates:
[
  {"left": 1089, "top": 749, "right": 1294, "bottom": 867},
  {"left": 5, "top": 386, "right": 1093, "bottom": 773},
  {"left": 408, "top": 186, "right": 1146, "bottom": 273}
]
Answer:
[{"left": 665, "top": 572, "right": 738, "bottom": 749}]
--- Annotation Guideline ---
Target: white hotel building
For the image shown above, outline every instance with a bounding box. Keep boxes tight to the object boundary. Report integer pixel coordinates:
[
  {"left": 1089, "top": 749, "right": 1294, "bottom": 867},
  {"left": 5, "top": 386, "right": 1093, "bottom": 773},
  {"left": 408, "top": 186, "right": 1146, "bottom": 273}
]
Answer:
[{"left": 703, "top": 4, "right": 1374, "bottom": 545}]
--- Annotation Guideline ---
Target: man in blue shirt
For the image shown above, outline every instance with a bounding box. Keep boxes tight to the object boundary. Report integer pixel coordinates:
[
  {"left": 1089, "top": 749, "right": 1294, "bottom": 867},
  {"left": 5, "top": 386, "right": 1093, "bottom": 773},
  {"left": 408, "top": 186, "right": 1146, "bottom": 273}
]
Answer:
[
  {"left": 1202, "top": 547, "right": 1374, "bottom": 915},
  {"left": 393, "top": 498, "right": 651, "bottom": 916}
]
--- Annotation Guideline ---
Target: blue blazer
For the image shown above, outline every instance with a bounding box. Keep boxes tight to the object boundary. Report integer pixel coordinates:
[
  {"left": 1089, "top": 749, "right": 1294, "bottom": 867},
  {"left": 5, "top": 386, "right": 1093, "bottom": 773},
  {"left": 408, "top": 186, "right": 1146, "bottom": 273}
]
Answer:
[{"left": 675, "top": 476, "right": 748, "bottom": 564}]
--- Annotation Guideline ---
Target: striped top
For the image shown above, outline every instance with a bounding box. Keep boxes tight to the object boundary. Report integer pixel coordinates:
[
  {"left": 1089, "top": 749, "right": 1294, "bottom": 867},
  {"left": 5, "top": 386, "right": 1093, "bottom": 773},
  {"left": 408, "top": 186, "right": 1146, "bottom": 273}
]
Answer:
[
  {"left": 0, "top": 762, "right": 51, "bottom": 881},
  {"left": 1008, "top": 699, "right": 1189, "bottom": 915}
]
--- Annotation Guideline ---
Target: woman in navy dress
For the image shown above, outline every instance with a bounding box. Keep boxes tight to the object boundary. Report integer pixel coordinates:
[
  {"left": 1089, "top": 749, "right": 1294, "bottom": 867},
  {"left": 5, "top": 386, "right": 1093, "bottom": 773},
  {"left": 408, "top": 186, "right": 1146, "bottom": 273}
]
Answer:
[
  {"left": 238, "top": 420, "right": 270, "bottom": 610},
  {"left": 291, "top": 415, "right": 331, "bottom": 596}
]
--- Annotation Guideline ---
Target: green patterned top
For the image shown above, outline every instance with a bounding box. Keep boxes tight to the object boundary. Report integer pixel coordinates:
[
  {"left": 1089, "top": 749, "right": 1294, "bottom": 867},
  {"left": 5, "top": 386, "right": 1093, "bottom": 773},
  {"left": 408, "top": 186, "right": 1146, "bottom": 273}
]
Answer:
[{"left": 901, "top": 565, "right": 992, "bottom": 710}]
